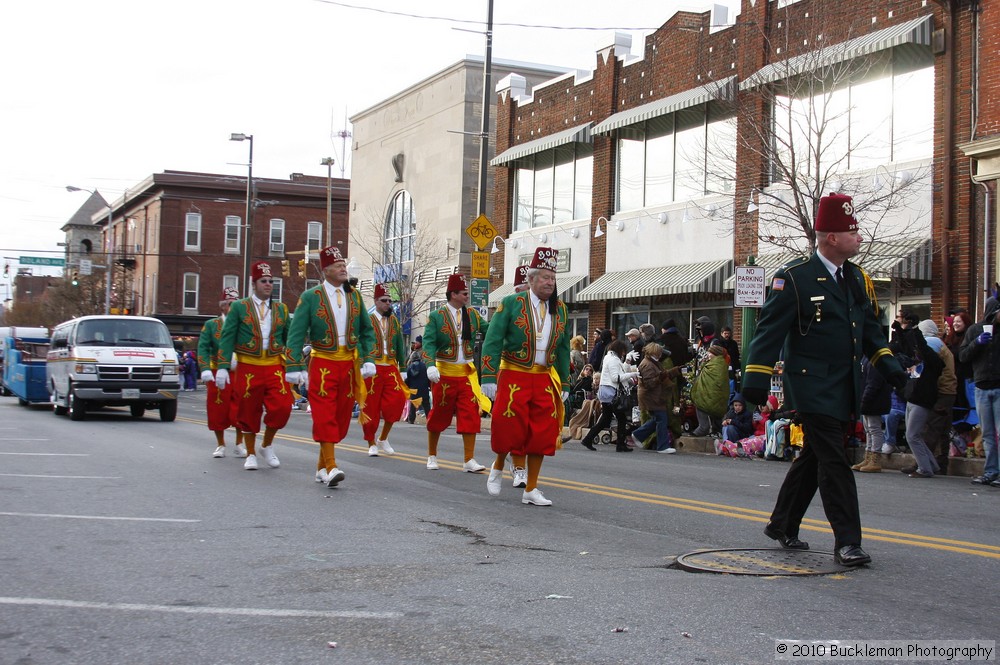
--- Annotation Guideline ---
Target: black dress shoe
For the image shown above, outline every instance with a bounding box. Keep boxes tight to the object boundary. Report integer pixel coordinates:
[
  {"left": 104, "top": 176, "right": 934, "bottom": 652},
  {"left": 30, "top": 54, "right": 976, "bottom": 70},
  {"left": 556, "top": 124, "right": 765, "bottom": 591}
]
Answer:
[
  {"left": 581, "top": 440, "right": 596, "bottom": 451},
  {"left": 834, "top": 544, "right": 871, "bottom": 567},
  {"left": 763, "top": 523, "right": 810, "bottom": 550},
  {"left": 615, "top": 446, "right": 633, "bottom": 452}
]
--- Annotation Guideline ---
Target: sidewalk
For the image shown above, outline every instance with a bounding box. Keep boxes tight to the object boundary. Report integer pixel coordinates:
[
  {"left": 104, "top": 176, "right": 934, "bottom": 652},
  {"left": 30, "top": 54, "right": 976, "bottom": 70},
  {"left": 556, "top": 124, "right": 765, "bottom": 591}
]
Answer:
[{"left": 672, "top": 434, "right": 986, "bottom": 478}]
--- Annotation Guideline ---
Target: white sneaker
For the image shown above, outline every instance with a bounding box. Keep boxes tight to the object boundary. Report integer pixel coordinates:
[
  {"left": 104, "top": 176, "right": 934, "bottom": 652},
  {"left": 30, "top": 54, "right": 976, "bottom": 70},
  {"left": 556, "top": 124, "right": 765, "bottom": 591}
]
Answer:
[
  {"left": 522, "top": 488, "right": 552, "bottom": 506},
  {"left": 512, "top": 466, "right": 528, "bottom": 488},
  {"left": 212, "top": 446, "right": 225, "bottom": 458},
  {"left": 486, "top": 468, "right": 503, "bottom": 496},
  {"left": 377, "top": 439, "right": 395, "bottom": 455},
  {"left": 326, "top": 467, "right": 345, "bottom": 487},
  {"left": 463, "top": 458, "right": 487, "bottom": 473},
  {"left": 234, "top": 443, "right": 248, "bottom": 458},
  {"left": 244, "top": 454, "right": 258, "bottom": 470},
  {"left": 315, "top": 469, "right": 327, "bottom": 483},
  {"left": 260, "top": 446, "right": 280, "bottom": 468},
  {"left": 658, "top": 447, "right": 677, "bottom": 454},
  {"left": 368, "top": 445, "right": 379, "bottom": 457},
  {"left": 881, "top": 443, "right": 899, "bottom": 455},
  {"left": 426, "top": 455, "right": 439, "bottom": 470}
]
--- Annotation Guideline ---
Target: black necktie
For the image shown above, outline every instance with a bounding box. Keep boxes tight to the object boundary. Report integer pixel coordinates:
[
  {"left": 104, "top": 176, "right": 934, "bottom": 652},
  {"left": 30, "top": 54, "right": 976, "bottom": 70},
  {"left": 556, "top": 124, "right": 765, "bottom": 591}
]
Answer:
[{"left": 836, "top": 267, "right": 847, "bottom": 295}]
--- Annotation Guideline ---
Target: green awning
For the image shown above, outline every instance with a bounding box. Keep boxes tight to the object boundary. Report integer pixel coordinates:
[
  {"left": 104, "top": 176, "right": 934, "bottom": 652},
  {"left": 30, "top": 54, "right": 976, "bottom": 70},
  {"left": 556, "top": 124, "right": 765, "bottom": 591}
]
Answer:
[
  {"left": 491, "top": 123, "right": 592, "bottom": 166},
  {"left": 591, "top": 77, "right": 736, "bottom": 135},
  {"left": 739, "top": 15, "right": 934, "bottom": 90},
  {"left": 576, "top": 260, "right": 732, "bottom": 302}
]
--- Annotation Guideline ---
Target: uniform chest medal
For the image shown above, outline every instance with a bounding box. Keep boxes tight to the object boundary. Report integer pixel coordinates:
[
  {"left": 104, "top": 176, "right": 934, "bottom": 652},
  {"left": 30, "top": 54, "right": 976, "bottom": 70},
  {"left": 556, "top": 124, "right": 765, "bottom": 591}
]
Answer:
[{"left": 810, "top": 295, "right": 825, "bottom": 322}]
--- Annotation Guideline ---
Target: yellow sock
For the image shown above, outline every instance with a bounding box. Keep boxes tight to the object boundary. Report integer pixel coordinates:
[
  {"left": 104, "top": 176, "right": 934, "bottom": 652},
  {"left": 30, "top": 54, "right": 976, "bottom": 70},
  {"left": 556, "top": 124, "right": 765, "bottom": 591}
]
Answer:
[{"left": 525, "top": 454, "right": 543, "bottom": 492}]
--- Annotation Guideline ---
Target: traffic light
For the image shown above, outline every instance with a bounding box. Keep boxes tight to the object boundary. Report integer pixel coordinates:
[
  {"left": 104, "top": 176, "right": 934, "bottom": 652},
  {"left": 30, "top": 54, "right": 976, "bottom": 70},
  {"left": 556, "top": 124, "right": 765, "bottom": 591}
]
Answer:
[
  {"left": 297, "top": 259, "right": 306, "bottom": 278},
  {"left": 281, "top": 259, "right": 290, "bottom": 277},
  {"left": 71, "top": 271, "right": 79, "bottom": 286}
]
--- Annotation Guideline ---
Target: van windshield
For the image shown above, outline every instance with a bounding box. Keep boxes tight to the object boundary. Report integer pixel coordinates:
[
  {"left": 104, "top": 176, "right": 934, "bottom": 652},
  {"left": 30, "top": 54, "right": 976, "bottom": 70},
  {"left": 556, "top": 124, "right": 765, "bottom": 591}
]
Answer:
[{"left": 75, "top": 320, "right": 173, "bottom": 348}]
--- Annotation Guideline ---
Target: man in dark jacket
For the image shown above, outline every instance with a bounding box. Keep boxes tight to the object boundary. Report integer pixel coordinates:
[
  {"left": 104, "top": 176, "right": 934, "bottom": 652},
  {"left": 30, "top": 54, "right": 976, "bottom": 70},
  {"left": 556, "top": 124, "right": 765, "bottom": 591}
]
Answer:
[
  {"left": 959, "top": 296, "right": 1000, "bottom": 486},
  {"left": 405, "top": 337, "right": 431, "bottom": 424},
  {"left": 588, "top": 328, "right": 610, "bottom": 370},
  {"left": 659, "top": 319, "right": 693, "bottom": 366},
  {"left": 742, "top": 193, "right": 906, "bottom": 567}
]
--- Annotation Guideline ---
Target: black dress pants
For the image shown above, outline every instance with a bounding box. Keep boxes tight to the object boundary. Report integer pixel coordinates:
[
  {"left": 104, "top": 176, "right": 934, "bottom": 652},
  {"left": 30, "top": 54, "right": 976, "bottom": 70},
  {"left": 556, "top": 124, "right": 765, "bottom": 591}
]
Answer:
[{"left": 768, "top": 412, "right": 862, "bottom": 549}]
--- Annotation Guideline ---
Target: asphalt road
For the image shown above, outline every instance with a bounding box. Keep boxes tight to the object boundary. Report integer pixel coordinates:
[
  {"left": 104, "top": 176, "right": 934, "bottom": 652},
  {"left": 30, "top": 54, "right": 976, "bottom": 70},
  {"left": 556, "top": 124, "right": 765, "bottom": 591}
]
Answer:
[{"left": 1, "top": 391, "right": 998, "bottom": 664}]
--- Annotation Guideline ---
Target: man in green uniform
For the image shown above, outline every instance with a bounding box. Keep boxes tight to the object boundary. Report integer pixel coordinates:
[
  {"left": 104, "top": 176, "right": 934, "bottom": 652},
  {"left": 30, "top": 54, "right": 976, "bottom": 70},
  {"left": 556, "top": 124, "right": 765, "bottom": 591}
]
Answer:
[{"left": 742, "top": 193, "right": 906, "bottom": 567}]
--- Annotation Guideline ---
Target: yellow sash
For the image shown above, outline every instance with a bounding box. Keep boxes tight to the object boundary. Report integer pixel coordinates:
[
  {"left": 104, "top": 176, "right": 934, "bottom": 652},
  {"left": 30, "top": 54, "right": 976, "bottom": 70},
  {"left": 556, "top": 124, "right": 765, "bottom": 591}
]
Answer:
[
  {"left": 311, "top": 347, "right": 371, "bottom": 424},
  {"left": 236, "top": 353, "right": 282, "bottom": 367},
  {"left": 438, "top": 361, "right": 492, "bottom": 412},
  {"left": 499, "top": 360, "right": 564, "bottom": 449}
]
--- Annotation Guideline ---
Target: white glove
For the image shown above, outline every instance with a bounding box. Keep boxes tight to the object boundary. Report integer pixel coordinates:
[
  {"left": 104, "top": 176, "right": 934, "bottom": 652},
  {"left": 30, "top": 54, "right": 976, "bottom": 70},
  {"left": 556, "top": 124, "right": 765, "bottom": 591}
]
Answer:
[
  {"left": 302, "top": 345, "right": 312, "bottom": 355},
  {"left": 285, "top": 371, "right": 307, "bottom": 388},
  {"left": 427, "top": 366, "right": 441, "bottom": 383},
  {"left": 561, "top": 391, "right": 569, "bottom": 402},
  {"left": 361, "top": 362, "right": 377, "bottom": 379},
  {"left": 400, "top": 371, "right": 408, "bottom": 381},
  {"left": 628, "top": 371, "right": 641, "bottom": 383},
  {"left": 480, "top": 382, "right": 497, "bottom": 400},
  {"left": 626, "top": 350, "right": 639, "bottom": 363},
  {"left": 215, "top": 368, "right": 229, "bottom": 390},
  {"left": 200, "top": 370, "right": 213, "bottom": 383},
  {"left": 230, "top": 355, "right": 238, "bottom": 371}
]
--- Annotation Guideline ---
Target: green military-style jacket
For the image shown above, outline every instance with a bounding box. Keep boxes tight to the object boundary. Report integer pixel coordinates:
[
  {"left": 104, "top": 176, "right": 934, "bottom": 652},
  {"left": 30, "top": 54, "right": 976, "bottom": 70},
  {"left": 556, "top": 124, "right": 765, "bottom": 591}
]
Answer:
[
  {"left": 370, "top": 309, "right": 406, "bottom": 369},
  {"left": 285, "top": 283, "right": 376, "bottom": 372},
  {"left": 422, "top": 304, "right": 487, "bottom": 366},
  {"left": 196, "top": 316, "right": 224, "bottom": 372},
  {"left": 217, "top": 298, "right": 291, "bottom": 369},
  {"left": 742, "top": 253, "right": 902, "bottom": 421},
  {"left": 480, "top": 292, "right": 571, "bottom": 391}
]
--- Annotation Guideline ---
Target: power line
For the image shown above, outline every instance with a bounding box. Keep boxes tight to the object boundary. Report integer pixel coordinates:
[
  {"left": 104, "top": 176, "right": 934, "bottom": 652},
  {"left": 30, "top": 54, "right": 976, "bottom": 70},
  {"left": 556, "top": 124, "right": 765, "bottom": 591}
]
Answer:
[{"left": 312, "top": 0, "right": 658, "bottom": 31}]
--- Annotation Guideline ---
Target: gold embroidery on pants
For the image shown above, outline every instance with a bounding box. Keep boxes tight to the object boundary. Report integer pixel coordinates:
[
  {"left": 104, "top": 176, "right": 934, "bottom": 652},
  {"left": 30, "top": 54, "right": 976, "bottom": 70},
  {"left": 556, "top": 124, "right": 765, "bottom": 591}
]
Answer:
[
  {"left": 503, "top": 384, "right": 521, "bottom": 417},
  {"left": 243, "top": 373, "right": 254, "bottom": 399},
  {"left": 275, "top": 369, "right": 288, "bottom": 395},
  {"left": 544, "top": 385, "right": 556, "bottom": 418},
  {"left": 318, "top": 368, "right": 330, "bottom": 397},
  {"left": 439, "top": 383, "right": 450, "bottom": 405}
]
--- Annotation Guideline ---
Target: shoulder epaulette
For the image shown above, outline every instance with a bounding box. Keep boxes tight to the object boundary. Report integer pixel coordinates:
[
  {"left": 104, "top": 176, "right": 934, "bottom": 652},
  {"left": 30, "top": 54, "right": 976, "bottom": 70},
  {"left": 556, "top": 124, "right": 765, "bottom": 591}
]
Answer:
[{"left": 782, "top": 255, "right": 811, "bottom": 272}]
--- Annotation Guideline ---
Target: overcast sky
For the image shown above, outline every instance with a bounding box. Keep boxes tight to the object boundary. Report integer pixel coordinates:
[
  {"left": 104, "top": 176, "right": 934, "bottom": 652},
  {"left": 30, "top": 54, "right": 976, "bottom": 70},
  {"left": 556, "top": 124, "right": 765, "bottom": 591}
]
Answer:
[{"left": 0, "top": 0, "right": 740, "bottom": 278}]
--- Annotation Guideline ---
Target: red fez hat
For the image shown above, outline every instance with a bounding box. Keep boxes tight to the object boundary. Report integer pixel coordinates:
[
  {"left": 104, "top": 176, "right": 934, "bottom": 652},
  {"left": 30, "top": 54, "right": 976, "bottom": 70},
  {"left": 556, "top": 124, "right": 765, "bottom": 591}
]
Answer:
[
  {"left": 815, "top": 193, "right": 859, "bottom": 233},
  {"left": 446, "top": 273, "right": 467, "bottom": 292},
  {"left": 221, "top": 286, "right": 239, "bottom": 302},
  {"left": 373, "top": 283, "right": 388, "bottom": 300},
  {"left": 529, "top": 246, "right": 558, "bottom": 272},
  {"left": 251, "top": 261, "right": 273, "bottom": 282},
  {"left": 513, "top": 264, "right": 529, "bottom": 287},
  {"left": 319, "top": 245, "right": 346, "bottom": 269}
]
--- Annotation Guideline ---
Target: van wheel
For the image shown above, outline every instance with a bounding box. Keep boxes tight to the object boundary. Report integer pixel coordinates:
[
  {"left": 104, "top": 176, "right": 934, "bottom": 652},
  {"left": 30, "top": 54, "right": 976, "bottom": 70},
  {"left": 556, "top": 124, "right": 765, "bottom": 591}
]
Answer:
[
  {"left": 159, "top": 399, "right": 177, "bottom": 422},
  {"left": 52, "top": 386, "right": 68, "bottom": 416},
  {"left": 130, "top": 404, "right": 146, "bottom": 419},
  {"left": 68, "top": 387, "right": 86, "bottom": 421}
]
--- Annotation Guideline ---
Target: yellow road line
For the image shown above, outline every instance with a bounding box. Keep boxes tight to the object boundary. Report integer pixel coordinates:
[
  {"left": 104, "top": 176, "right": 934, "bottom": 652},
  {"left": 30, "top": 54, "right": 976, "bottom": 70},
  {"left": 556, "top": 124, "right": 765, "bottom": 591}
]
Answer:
[{"left": 175, "top": 416, "right": 1000, "bottom": 559}]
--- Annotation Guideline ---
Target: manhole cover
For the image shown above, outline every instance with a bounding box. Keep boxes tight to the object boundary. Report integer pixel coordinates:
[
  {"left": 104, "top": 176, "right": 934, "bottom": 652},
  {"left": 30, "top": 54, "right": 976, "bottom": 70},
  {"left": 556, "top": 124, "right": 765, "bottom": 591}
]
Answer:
[{"left": 673, "top": 548, "right": 848, "bottom": 576}]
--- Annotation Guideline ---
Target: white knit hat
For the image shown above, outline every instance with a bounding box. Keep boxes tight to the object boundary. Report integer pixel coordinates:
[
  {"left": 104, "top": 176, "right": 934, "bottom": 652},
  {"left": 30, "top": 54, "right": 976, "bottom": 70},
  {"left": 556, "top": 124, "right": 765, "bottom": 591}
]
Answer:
[{"left": 917, "top": 319, "right": 939, "bottom": 338}]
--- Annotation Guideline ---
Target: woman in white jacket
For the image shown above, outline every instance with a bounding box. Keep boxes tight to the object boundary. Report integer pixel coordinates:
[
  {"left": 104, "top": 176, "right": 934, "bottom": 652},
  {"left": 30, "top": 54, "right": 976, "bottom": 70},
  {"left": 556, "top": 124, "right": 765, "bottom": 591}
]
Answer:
[{"left": 579, "top": 339, "right": 640, "bottom": 452}]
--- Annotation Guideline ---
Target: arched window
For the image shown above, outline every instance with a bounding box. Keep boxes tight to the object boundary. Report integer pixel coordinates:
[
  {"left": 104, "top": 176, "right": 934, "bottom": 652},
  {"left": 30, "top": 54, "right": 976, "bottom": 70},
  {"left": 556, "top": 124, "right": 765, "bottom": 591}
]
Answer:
[
  {"left": 80, "top": 239, "right": 93, "bottom": 254},
  {"left": 384, "top": 191, "right": 415, "bottom": 264}
]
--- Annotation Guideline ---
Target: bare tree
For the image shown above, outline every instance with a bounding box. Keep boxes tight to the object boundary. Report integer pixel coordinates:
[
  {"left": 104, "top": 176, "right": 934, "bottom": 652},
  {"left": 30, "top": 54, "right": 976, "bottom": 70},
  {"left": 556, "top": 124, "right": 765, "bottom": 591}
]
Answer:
[
  {"left": 702, "top": 21, "right": 933, "bottom": 260},
  {"left": 5, "top": 274, "right": 104, "bottom": 328},
  {"left": 350, "top": 205, "right": 452, "bottom": 337}
]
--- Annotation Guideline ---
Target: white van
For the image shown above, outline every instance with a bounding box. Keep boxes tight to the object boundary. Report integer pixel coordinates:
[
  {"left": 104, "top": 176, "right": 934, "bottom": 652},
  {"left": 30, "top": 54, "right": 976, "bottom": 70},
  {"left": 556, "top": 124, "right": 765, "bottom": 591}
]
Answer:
[{"left": 47, "top": 315, "right": 181, "bottom": 421}]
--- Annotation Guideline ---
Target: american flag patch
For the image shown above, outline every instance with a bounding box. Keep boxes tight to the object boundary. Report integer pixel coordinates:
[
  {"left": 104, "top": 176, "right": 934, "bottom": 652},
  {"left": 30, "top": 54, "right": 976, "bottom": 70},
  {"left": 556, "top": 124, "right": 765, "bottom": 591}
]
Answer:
[{"left": 772, "top": 278, "right": 785, "bottom": 291}]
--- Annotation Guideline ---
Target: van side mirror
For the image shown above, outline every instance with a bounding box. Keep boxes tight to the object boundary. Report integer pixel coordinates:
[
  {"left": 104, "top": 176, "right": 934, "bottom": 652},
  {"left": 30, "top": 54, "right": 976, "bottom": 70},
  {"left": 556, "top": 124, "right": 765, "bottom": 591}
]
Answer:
[{"left": 52, "top": 338, "right": 68, "bottom": 349}]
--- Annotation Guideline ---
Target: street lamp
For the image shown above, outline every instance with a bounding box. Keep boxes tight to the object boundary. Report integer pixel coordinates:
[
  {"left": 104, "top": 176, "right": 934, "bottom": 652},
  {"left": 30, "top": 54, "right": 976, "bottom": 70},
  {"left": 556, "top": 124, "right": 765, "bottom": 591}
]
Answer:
[
  {"left": 230, "top": 132, "right": 254, "bottom": 294},
  {"left": 321, "top": 157, "right": 335, "bottom": 245},
  {"left": 66, "top": 185, "right": 112, "bottom": 314}
]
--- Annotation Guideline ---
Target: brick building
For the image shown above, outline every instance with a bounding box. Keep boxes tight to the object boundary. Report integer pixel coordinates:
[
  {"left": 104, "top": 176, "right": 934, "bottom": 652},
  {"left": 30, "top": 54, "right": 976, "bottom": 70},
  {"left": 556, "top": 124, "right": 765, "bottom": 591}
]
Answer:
[
  {"left": 67, "top": 170, "right": 349, "bottom": 336},
  {"left": 491, "top": 0, "right": 992, "bottom": 342}
]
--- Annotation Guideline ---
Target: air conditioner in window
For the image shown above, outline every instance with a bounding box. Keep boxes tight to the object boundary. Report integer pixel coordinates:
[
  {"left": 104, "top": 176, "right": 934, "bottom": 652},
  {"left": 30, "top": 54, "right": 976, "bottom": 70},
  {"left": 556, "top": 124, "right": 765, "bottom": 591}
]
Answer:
[{"left": 270, "top": 242, "right": 284, "bottom": 253}]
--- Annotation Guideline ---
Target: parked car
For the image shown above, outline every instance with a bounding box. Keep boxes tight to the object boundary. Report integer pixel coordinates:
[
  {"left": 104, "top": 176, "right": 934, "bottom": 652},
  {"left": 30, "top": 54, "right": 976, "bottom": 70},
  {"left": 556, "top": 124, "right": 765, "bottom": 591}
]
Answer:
[{"left": 46, "top": 315, "right": 181, "bottom": 421}]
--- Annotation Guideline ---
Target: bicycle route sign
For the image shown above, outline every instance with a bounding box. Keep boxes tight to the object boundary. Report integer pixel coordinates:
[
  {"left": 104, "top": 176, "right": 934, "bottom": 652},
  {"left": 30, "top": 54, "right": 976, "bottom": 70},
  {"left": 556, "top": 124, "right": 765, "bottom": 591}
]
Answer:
[{"left": 465, "top": 214, "right": 498, "bottom": 251}]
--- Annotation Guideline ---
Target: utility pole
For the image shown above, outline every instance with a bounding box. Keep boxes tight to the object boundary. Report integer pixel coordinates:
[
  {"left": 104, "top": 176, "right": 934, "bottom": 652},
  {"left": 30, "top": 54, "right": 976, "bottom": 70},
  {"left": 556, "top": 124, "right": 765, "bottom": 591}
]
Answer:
[{"left": 476, "top": 0, "right": 495, "bottom": 217}]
